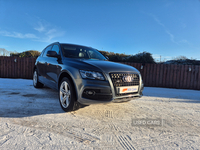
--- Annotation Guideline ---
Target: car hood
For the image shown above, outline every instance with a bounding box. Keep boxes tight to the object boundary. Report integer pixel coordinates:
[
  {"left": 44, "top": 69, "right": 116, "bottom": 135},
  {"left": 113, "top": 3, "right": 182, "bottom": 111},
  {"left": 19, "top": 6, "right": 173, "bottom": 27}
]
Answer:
[
  {"left": 80, "top": 59, "right": 139, "bottom": 74},
  {"left": 62, "top": 58, "right": 139, "bottom": 74}
]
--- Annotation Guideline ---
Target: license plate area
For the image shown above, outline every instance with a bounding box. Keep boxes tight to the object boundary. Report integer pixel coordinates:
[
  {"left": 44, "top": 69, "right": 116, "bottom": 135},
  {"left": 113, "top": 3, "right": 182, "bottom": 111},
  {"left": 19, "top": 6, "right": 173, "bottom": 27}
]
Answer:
[{"left": 116, "top": 86, "right": 138, "bottom": 94}]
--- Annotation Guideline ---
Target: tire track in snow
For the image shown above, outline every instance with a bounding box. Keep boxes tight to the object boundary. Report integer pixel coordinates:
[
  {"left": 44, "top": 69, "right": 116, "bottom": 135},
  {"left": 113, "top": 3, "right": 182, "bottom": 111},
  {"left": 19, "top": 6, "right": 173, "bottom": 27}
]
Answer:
[
  {"left": 107, "top": 122, "right": 136, "bottom": 150},
  {"left": 9, "top": 118, "right": 100, "bottom": 144},
  {"left": 116, "top": 135, "right": 136, "bottom": 150},
  {"left": 0, "top": 136, "right": 12, "bottom": 147}
]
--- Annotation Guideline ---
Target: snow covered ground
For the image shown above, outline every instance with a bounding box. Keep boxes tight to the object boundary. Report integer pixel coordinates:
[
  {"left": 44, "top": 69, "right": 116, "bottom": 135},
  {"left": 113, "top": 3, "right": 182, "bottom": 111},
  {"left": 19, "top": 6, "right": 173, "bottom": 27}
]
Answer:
[{"left": 0, "top": 78, "right": 200, "bottom": 149}]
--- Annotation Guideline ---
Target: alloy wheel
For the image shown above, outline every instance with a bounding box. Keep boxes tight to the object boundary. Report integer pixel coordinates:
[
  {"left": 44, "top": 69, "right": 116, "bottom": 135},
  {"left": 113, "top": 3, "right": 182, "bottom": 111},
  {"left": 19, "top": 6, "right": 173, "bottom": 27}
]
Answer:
[
  {"left": 33, "top": 71, "right": 37, "bottom": 86},
  {"left": 59, "top": 81, "right": 71, "bottom": 108}
]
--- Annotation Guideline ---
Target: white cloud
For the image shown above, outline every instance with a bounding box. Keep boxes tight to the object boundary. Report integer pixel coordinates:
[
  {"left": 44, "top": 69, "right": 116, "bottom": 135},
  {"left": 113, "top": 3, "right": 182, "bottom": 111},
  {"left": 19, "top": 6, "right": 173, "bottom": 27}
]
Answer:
[
  {"left": 46, "top": 29, "right": 56, "bottom": 35},
  {"left": 149, "top": 14, "right": 178, "bottom": 44},
  {"left": 150, "top": 14, "right": 165, "bottom": 28},
  {"left": 0, "top": 30, "right": 38, "bottom": 39},
  {"left": 35, "top": 28, "right": 64, "bottom": 43},
  {"left": 0, "top": 18, "right": 65, "bottom": 43},
  {"left": 148, "top": 13, "right": 191, "bottom": 46},
  {"left": 33, "top": 19, "right": 65, "bottom": 43},
  {"left": 34, "top": 22, "right": 45, "bottom": 32},
  {"left": 165, "top": 30, "right": 178, "bottom": 44},
  {"left": 149, "top": 14, "right": 192, "bottom": 47},
  {"left": 179, "top": 39, "right": 190, "bottom": 44}
]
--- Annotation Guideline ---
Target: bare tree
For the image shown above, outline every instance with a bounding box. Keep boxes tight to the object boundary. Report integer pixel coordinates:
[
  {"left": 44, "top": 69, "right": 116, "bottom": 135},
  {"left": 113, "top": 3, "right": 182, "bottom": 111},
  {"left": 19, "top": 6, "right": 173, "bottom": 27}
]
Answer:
[
  {"left": 0, "top": 48, "right": 17, "bottom": 56},
  {"left": 172, "top": 56, "right": 188, "bottom": 60}
]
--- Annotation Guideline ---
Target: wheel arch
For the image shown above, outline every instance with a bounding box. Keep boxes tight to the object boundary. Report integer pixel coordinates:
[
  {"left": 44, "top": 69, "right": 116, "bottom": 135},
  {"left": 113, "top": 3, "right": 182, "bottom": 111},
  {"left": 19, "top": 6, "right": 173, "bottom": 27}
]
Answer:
[
  {"left": 33, "top": 66, "right": 37, "bottom": 73},
  {"left": 58, "top": 71, "right": 78, "bottom": 101}
]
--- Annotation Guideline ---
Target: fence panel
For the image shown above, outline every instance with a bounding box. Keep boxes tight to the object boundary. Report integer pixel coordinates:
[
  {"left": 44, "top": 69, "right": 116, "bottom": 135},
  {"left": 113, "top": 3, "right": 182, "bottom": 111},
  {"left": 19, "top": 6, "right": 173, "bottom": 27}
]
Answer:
[
  {"left": 0, "top": 57, "right": 36, "bottom": 79},
  {"left": 0, "top": 56, "right": 199, "bottom": 90},
  {"left": 122, "top": 62, "right": 200, "bottom": 90},
  {"left": 198, "top": 66, "right": 200, "bottom": 90}
]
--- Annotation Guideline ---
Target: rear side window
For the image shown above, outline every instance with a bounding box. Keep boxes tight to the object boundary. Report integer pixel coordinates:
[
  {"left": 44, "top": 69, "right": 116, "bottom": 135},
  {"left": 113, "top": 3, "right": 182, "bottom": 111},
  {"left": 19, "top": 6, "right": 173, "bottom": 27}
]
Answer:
[{"left": 43, "top": 45, "right": 52, "bottom": 57}]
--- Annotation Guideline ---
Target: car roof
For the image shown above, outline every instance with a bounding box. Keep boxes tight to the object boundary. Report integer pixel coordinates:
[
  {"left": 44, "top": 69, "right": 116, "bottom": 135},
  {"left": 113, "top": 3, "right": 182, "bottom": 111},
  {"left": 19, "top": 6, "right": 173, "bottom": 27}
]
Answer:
[{"left": 59, "top": 43, "right": 94, "bottom": 49}]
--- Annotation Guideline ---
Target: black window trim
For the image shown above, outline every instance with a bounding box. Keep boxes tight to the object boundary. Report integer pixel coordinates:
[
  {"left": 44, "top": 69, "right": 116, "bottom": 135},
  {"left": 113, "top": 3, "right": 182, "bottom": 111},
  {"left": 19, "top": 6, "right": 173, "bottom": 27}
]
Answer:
[{"left": 42, "top": 45, "right": 53, "bottom": 57}]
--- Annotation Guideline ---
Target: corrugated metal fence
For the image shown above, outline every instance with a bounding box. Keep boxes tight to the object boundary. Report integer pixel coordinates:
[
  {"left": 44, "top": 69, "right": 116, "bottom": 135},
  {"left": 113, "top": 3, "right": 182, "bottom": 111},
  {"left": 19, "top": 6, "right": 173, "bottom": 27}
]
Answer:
[{"left": 0, "top": 56, "right": 200, "bottom": 90}]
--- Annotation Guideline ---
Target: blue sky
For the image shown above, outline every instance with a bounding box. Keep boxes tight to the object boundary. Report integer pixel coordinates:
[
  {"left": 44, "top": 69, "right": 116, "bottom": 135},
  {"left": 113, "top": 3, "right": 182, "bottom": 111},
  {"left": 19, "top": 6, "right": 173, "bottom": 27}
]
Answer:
[{"left": 0, "top": 0, "right": 200, "bottom": 61}]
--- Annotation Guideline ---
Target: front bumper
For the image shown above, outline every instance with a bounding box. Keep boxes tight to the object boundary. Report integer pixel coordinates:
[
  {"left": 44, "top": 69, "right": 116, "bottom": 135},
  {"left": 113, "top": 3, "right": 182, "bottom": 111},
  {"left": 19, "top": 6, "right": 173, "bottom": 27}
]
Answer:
[{"left": 77, "top": 77, "right": 144, "bottom": 105}]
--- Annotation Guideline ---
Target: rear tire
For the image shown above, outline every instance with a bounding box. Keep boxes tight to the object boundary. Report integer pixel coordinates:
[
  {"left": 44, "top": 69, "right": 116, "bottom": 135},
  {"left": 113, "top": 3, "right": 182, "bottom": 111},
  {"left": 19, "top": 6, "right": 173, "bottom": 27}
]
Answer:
[
  {"left": 59, "top": 77, "right": 79, "bottom": 112},
  {"left": 33, "top": 69, "right": 44, "bottom": 88}
]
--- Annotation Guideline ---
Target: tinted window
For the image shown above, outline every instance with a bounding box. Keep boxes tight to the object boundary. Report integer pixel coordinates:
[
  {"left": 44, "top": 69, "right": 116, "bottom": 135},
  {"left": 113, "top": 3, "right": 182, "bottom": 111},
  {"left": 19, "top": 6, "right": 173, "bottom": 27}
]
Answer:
[
  {"left": 39, "top": 49, "right": 45, "bottom": 57},
  {"left": 52, "top": 44, "right": 60, "bottom": 54},
  {"left": 61, "top": 44, "right": 106, "bottom": 60},
  {"left": 43, "top": 45, "right": 52, "bottom": 57}
]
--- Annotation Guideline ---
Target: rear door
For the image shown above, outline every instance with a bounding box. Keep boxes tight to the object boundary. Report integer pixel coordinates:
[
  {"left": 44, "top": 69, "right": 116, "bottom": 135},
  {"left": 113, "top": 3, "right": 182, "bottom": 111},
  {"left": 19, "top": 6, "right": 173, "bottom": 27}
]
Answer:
[{"left": 37, "top": 45, "right": 53, "bottom": 84}]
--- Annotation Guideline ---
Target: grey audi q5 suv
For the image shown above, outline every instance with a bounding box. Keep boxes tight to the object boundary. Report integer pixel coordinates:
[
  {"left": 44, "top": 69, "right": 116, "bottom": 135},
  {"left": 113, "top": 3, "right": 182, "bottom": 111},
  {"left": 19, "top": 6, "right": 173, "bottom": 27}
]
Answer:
[{"left": 33, "top": 42, "right": 144, "bottom": 112}]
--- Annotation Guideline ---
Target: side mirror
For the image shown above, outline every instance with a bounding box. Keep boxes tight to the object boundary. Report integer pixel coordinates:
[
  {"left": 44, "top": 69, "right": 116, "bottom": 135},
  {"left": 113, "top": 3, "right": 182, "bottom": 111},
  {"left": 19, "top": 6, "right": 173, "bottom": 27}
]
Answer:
[{"left": 46, "top": 51, "right": 59, "bottom": 58}]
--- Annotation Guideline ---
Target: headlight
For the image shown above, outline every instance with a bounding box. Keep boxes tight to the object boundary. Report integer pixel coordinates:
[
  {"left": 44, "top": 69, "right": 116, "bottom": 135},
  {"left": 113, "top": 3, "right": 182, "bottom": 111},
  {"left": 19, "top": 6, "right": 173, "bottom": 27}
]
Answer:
[{"left": 80, "top": 70, "right": 105, "bottom": 80}]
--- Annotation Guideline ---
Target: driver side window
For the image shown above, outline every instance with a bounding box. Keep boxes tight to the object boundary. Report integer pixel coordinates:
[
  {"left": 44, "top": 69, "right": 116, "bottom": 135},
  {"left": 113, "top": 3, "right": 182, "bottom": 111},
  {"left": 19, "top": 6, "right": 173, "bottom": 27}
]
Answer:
[
  {"left": 52, "top": 45, "right": 60, "bottom": 55},
  {"left": 43, "top": 45, "right": 52, "bottom": 57}
]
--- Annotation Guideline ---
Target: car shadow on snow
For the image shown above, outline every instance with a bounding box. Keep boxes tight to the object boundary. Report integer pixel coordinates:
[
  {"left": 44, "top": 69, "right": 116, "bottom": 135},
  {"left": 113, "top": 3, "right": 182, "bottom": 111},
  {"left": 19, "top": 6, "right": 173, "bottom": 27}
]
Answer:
[
  {"left": 143, "top": 87, "right": 200, "bottom": 103},
  {"left": 0, "top": 86, "right": 86, "bottom": 118}
]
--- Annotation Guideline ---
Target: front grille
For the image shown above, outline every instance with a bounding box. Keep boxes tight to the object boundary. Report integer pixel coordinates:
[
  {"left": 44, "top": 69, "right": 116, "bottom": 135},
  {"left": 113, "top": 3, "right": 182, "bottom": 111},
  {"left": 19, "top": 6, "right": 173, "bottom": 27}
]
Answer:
[
  {"left": 109, "top": 73, "right": 140, "bottom": 96},
  {"left": 110, "top": 73, "right": 139, "bottom": 87}
]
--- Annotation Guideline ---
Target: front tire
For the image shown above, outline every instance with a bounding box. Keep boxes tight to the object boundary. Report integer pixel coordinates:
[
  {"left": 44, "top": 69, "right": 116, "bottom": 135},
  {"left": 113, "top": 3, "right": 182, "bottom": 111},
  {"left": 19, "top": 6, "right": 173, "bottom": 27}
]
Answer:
[
  {"left": 59, "top": 77, "right": 78, "bottom": 112},
  {"left": 33, "top": 69, "right": 44, "bottom": 88}
]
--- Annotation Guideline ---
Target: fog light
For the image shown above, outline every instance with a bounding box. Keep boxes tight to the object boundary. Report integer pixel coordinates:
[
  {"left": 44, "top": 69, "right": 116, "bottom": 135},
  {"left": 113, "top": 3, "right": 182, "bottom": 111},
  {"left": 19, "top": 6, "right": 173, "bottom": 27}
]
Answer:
[{"left": 86, "top": 90, "right": 95, "bottom": 96}]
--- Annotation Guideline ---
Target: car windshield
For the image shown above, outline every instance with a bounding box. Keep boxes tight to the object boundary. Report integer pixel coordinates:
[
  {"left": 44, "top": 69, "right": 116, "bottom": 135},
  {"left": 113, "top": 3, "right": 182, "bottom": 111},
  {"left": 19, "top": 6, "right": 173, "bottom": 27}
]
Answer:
[{"left": 61, "top": 44, "right": 106, "bottom": 60}]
